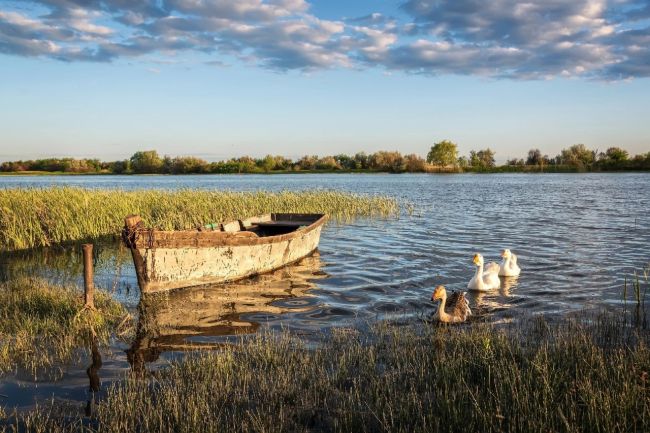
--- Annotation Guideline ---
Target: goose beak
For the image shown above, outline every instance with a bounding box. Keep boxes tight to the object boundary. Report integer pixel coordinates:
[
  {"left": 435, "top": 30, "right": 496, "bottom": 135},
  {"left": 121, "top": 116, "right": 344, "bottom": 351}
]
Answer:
[
  {"left": 501, "top": 250, "right": 507, "bottom": 258},
  {"left": 473, "top": 254, "right": 480, "bottom": 265}
]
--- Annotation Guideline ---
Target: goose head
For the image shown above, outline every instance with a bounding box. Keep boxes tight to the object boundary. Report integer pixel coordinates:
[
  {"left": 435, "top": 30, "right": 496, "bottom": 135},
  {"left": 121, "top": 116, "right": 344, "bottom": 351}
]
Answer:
[
  {"left": 431, "top": 285, "right": 446, "bottom": 302},
  {"left": 501, "top": 249, "right": 512, "bottom": 259},
  {"left": 472, "top": 253, "right": 484, "bottom": 266}
]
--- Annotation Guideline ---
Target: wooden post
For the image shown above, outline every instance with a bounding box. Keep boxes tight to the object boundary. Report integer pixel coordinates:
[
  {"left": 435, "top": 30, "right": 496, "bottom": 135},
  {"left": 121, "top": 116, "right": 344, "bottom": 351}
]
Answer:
[{"left": 82, "top": 243, "right": 94, "bottom": 309}]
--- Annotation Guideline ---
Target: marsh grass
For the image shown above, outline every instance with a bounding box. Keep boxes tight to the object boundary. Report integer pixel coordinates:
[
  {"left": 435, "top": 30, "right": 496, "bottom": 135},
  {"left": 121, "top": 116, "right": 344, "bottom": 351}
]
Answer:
[
  {"left": 5, "top": 313, "right": 649, "bottom": 433},
  {"left": 623, "top": 265, "right": 649, "bottom": 328},
  {"left": 0, "top": 278, "right": 130, "bottom": 379},
  {"left": 0, "top": 187, "right": 399, "bottom": 251}
]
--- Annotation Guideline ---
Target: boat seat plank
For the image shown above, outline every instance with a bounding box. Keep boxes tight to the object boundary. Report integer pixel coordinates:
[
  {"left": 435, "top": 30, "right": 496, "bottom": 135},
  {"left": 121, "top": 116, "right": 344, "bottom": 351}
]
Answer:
[{"left": 255, "top": 221, "right": 309, "bottom": 228}]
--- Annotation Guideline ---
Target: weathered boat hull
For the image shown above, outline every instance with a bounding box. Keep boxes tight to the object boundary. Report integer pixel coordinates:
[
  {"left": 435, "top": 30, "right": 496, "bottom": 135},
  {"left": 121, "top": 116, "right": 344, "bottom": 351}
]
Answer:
[{"left": 123, "top": 213, "right": 326, "bottom": 293}]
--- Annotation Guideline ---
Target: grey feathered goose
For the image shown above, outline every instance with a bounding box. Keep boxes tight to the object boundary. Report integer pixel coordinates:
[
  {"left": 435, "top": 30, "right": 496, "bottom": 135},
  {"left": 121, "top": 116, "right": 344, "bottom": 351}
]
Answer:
[{"left": 431, "top": 285, "right": 472, "bottom": 323}]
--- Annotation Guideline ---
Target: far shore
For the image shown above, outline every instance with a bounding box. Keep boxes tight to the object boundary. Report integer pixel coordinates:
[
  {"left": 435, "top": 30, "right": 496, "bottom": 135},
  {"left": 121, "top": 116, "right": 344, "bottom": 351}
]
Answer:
[{"left": 1, "top": 168, "right": 649, "bottom": 176}]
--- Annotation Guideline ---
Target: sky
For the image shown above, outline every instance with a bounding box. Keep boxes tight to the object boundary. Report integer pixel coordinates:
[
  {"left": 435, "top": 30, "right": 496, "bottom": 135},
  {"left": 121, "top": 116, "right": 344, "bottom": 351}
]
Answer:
[{"left": 0, "top": 0, "right": 649, "bottom": 162}]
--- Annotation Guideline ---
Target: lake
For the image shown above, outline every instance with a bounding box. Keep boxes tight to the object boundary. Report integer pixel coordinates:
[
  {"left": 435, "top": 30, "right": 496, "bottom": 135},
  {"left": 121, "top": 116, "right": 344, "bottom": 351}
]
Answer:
[{"left": 1, "top": 172, "right": 649, "bottom": 409}]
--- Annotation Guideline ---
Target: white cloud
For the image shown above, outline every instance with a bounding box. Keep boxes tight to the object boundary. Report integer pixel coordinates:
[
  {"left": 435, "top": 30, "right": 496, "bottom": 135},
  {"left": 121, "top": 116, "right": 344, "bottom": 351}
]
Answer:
[{"left": 0, "top": 0, "right": 648, "bottom": 79}]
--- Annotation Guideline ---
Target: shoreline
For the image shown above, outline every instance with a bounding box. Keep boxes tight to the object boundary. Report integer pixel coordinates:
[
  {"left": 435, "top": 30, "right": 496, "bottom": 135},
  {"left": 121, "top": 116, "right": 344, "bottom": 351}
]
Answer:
[{"left": 2, "top": 168, "right": 650, "bottom": 176}]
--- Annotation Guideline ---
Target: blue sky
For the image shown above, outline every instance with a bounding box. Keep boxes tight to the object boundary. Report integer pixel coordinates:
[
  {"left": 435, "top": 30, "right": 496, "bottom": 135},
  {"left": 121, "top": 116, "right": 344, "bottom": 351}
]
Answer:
[{"left": 1, "top": 0, "right": 649, "bottom": 162}]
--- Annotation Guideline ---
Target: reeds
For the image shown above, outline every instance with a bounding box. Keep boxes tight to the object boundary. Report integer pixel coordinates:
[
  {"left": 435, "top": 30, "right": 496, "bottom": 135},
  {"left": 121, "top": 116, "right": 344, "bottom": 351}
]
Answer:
[
  {"left": 0, "top": 278, "right": 130, "bottom": 379},
  {"left": 0, "top": 187, "right": 400, "bottom": 251},
  {"left": 5, "top": 313, "right": 649, "bottom": 433},
  {"left": 624, "top": 266, "right": 649, "bottom": 328}
]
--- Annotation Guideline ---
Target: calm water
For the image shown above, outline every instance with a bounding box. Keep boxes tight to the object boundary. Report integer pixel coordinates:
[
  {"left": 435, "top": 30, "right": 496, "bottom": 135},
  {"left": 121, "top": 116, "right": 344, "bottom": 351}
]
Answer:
[{"left": 1, "top": 173, "right": 649, "bottom": 410}]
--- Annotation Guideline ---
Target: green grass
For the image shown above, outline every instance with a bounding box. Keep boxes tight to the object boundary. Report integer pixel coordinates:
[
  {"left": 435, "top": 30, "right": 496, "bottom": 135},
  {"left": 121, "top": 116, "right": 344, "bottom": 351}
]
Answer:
[
  {"left": 4, "top": 313, "right": 649, "bottom": 433},
  {"left": 0, "top": 187, "right": 400, "bottom": 250},
  {"left": 0, "top": 278, "right": 130, "bottom": 379}
]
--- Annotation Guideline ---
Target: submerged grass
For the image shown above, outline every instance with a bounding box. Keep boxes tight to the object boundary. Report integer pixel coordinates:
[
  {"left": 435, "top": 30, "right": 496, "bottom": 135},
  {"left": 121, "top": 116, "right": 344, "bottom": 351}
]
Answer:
[
  {"left": 5, "top": 314, "right": 649, "bottom": 433},
  {"left": 0, "top": 278, "right": 130, "bottom": 379},
  {"left": 0, "top": 187, "right": 400, "bottom": 250}
]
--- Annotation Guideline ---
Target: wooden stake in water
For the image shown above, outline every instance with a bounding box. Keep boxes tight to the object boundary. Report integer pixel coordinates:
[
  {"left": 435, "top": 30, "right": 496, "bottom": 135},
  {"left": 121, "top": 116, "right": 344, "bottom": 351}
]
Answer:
[{"left": 82, "top": 243, "right": 95, "bottom": 309}]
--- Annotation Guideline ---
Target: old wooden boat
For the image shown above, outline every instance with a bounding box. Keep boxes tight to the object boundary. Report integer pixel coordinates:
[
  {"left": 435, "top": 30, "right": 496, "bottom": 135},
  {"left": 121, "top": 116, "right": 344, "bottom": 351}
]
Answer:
[{"left": 122, "top": 213, "right": 327, "bottom": 293}]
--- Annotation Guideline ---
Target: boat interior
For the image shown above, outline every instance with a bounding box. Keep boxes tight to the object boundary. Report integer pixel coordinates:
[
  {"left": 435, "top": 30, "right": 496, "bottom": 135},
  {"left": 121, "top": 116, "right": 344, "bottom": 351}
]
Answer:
[{"left": 198, "top": 213, "right": 324, "bottom": 237}]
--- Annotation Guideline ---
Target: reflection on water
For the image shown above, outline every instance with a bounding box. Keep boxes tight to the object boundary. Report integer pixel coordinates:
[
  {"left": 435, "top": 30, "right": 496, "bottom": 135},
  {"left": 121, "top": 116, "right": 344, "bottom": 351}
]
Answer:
[
  {"left": 127, "top": 254, "right": 326, "bottom": 373},
  {"left": 467, "top": 276, "right": 520, "bottom": 321},
  {"left": 85, "top": 339, "right": 102, "bottom": 417}
]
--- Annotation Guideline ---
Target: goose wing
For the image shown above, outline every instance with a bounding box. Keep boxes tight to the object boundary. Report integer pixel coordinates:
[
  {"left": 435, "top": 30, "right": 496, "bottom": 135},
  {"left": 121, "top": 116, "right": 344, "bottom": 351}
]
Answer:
[
  {"left": 447, "top": 291, "right": 472, "bottom": 320},
  {"left": 485, "top": 262, "right": 500, "bottom": 274}
]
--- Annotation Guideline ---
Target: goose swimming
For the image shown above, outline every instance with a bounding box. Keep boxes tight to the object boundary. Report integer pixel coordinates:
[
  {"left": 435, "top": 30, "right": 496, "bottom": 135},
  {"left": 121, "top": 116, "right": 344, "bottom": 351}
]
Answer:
[
  {"left": 431, "top": 285, "right": 472, "bottom": 323},
  {"left": 498, "top": 249, "right": 521, "bottom": 277},
  {"left": 468, "top": 253, "right": 500, "bottom": 291}
]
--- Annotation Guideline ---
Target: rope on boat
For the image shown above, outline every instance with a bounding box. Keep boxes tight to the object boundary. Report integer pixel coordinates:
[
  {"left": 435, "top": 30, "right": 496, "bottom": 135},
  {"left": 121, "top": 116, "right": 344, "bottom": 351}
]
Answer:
[{"left": 121, "top": 219, "right": 154, "bottom": 250}]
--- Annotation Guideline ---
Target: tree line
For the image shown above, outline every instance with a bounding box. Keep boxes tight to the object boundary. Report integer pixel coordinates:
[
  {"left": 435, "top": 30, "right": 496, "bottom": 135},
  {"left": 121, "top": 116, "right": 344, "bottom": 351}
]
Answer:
[
  {"left": 426, "top": 141, "right": 650, "bottom": 172},
  {"left": 0, "top": 151, "right": 428, "bottom": 174},
  {"left": 1, "top": 143, "right": 648, "bottom": 174}
]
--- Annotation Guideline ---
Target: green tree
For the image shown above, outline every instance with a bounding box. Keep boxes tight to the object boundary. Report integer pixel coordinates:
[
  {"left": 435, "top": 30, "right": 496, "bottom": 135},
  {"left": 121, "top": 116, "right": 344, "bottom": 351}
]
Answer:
[
  {"left": 272, "top": 155, "right": 292, "bottom": 170},
  {"left": 427, "top": 140, "right": 458, "bottom": 166},
  {"left": 257, "top": 155, "right": 276, "bottom": 172},
  {"left": 316, "top": 156, "right": 341, "bottom": 170},
  {"left": 109, "top": 160, "right": 131, "bottom": 174},
  {"left": 170, "top": 156, "right": 208, "bottom": 174},
  {"left": 334, "top": 154, "right": 356, "bottom": 170},
  {"left": 235, "top": 156, "right": 257, "bottom": 173},
  {"left": 477, "top": 149, "right": 496, "bottom": 168},
  {"left": 130, "top": 150, "right": 163, "bottom": 173},
  {"left": 558, "top": 144, "right": 595, "bottom": 169},
  {"left": 354, "top": 152, "right": 369, "bottom": 169},
  {"left": 296, "top": 155, "right": 318, "bottom": 170},
  {"left": 507, "top": 158, "right": 525, "bottom": 166},
  {"left": 468, "top": 149, "right": 496, "bottom": 169},
  {"left": 162, "top": 156, "right": 173, "bottom": 174},
  {"left": 526, "top": 149, "right": 543, "bottom": 165},
  {"left": 369, "top": 151, "right": 405, "bottom": 173},
  {"left": 404, "top": 154, "right": 426, "bottom": 172},
  {"left": 469, "top": 151, "right": 480, "bottom": 167},
  {"left": 603, "top": 147, "right": 629, "bottom": 162}
]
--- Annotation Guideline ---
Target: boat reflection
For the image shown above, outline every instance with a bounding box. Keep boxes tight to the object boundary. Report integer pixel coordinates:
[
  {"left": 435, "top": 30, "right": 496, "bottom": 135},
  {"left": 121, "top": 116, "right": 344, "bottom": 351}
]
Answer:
[{"left": 126, "top": 252, "right": 327, "bottom": 372}]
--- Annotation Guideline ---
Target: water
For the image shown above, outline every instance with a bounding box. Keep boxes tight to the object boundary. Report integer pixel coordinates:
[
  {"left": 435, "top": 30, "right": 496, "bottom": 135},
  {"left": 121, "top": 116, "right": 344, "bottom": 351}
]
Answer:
[{"left": 1, "top": 173, "right": 649, "bottom": 410}]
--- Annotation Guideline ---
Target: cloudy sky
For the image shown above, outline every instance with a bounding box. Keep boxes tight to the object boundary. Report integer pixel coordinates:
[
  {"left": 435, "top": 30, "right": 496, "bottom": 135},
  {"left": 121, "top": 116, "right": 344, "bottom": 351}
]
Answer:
[{"left": 1, "top": 0, "right": 649, "bottom": 162}]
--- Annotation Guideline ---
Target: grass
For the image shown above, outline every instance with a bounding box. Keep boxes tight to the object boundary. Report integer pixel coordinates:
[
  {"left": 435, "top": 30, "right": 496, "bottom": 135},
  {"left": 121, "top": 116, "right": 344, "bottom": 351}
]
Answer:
[
  {"left": 3, "top": 312, "right": 649, "bottom": 433},
  {"left": 624, "top": 268, "right": 649, "bottom": 328},
  {"left": 0, "top": 187, "right": 400, "bottom": 250},
  {"left": 0, "top": 278, "right": 131, "bottom": 379}
]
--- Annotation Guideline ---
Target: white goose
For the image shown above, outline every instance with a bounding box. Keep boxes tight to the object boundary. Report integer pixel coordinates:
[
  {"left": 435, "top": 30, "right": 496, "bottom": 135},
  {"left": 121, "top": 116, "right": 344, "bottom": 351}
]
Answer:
[
  {"left": 498, "top": 249, "right": 521, "bottom": 277},
  {"left": 431, "top": 285, "right": 472, "bottom": 323},
  {"left": 467, "top": 253, "right": 500, "bottom": 291}
]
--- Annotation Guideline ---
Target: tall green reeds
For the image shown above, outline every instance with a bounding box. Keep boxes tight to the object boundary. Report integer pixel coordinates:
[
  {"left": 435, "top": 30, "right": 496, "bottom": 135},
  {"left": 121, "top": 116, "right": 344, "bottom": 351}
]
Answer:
[
  {"left": 0, "top": 187, "right": 399, "bottom": 250},
  {"left": 624, "top": 266, "right": 649, "bottom": 328}
]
